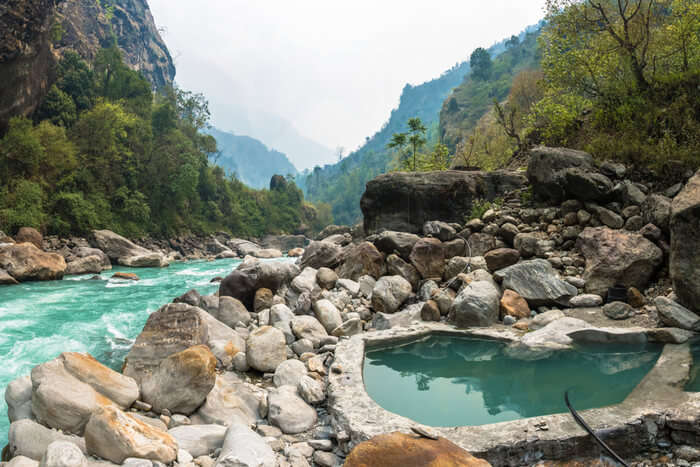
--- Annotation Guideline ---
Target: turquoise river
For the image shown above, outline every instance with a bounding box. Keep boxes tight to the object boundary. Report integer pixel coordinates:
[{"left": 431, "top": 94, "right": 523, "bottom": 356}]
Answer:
[{"left": 0, "top": 257, "right": 293, "bottom": 447}]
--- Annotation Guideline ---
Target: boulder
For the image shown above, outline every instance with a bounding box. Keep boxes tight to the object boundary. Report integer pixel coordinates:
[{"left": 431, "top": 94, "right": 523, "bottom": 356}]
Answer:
[
  {"left": 336, "top": 242, "right": 385, "bottom": 280},
  {"left": 298, "top": 375, "right": 326, "bottom": 405},
  {"left": 7, "top": 419, "right": 86, "bottom": 461},
  {"left": 246, "top": 326, "right": 287, "bottom": 372},
  {"left": 409, "top": 238, "right": 445, "bottom": 279},
  {"left": 312, "top": 299, "right": 343, "bottom": 333},
  {"left": 0, "top": 267, "right": 19, "bottom": 284},
  {"left": 507, "top": 317, "right": 591, "bottom": 360},
  {"left": 122, "top": 303, "right": 209, "bottom": 383},
  {"left": 31, "top": 353, "right": 138, "bottom": 435},
  {"left": 267, "top": 386, "right": 317, "bottom": 434},
  {"left": 484, "top": 248, "right": 520, "bottom": 271},
  {"left": 361, "top": 170, "right": 525, "bottom": 234},
  {"left": 421, "top": 300, "right": 441, "bottom": 321},
  {"left": 670, "top": 170, "right": 700, "bottom": 312},
  {"left": 299, "top": 241, "right": 343, "bottom": 270},
  {"left": 39, "top": 441, "right": 87, "bottom": 467},
  {"left": 386, "top": 254, "right": 421, "bottom": 290},
  {"left": 316, "top": 267, "right": 338, "bottom": 289},
  {"left": 563, "top": 168, "right": 613, "bottom": 202},
  {"left": 494, "top": 259, "right": 578, "bottom": 307},
  {"left": 288, "top": 247, "right": 304, "bottom": 257},
  {"left": 15, "top": 227, "right": 43, "bottom": 249},
  {"left": 196, "top": 372, "right": 262, "bottom": 427},
  {"left": 219, "top": 260, "right": 300, "bottom": 309},
  {"left": 141, "top": 345, "right": 216, "bottom": 415},
  {"left": 169, "top": 424, "right": 226, "bottom": 458},
  {"left": 655, "top": 297, "right": 700, "bottom": 331},
  {"left": 371, "top": 276, "right": 412, "bottom": 314},
  {"left": 254, "top": 288, "right": 274, "bottom": 313},
  {"left": 317, "top": 224, "right": 351, "bottom": 240},
  {"left": 322, "top": 233, "right": 352, "bottom": 246},
  {"left": 7, "top": 456, "right": 40, "bottom": 467},
  {"left": 332, "top": 317, "right": 363, "bottom": 337},
  {"left": 642, "top": 194, "right": 672, "bottom": 232},
  {"left": 448, "top": 279, "right": 501, "bottom": 327},
  {"left": 526, "top": 146, "right": 594, "bottom": 203},
  {"left": 423, "top": 220, "right": 457, "bottom": 241},
  {"left": 5, "top": 375, "right": 32, "bottom": 422},
  {"left": 261, "top": 234, "right": 308, "bottom": 252},
  {"left": 252, "top": 248, "right": 283, "bottom": 259},
  {"left": 291, "top": 267, "right": 318, "bottom": 294},
  {"left": 602, "top": 301, "right": 633, "bottom": 320},
  {"left": 215, "top": 423, "right": 277, "bottom": 467},
  {"left": 373, "top": 231, "right": 421, "bottom": 259},
  {"left": 466, "top": 232, "right": 496, "bottom": 257},
  {"left": 499, "top": 289, "right": 530, "bottom": 319},
  {"left": 0, "top": 243, "right": 66, "bottom": 281},
  {"left": 290, "top": 316, "right": 328, "bottom": 348},
  {"left": 90, "top": 230, "right": 167, "bottom": 268},
  {"left": 273, "top": 359, "right": 308, "bottom": 388},
  {"left": 112, "top": 272, "right": 139, "bottom": 281},
  {"left": 569, "top": 294, "right": 603, "bottom": 308},
  {"left": 227, "top": 239, "right": 261, "bottom": 257},
  {"left": 84, "top": 406, "right": 178, "bottom": 464},
  {"left": 444, "top": 256, "right": 488, "bottom": 281},
  {"left": 215, "top": 297, "right": 251, "bottom": 329},
  {"left": 577, "top": 227, "right": 663, "bottom": 297},
  {"left": 65, "top": 255, "right": 104, "bottom": 275},
  {"left": 344, "top": 432, "right": 491, "bottom": 467}
]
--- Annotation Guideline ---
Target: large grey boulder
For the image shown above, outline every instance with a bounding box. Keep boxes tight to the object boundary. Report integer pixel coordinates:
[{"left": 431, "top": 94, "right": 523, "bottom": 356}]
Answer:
[
  {"left": 290, "top": 316, "right": 328, "bottom": 348},
  {"left": 655, "top": 297, "right": 700, "bottom": 331},
  {"left": 313, "top": 299, "right": 343, "bottom": 333},
  {"left": 361, "top": 170, "right": 525, "bottom": 234},
  {"left": 494, "top": 259, "right": 578, "bottom": 307},
  {"left": 371, "top": 275, "right": 412, "bottom": 314},
  {"left": 577, "top": 227, "right": 662, "bottom": 297},
  {"left": 65, "top": 255, "right": 104, "bottom": 276},
  {"left": 219, "top": 259, "right": 300, "bottom": 309},
  {"left": 39, "top": 441, "right": 87, "bottom": 467},
  {"left": 507, "top": 317, "right": 591, "bottom": 360},
  {"left": 196, "top": 372, "right": 262, "bottom": 427},
  {"left": 215, "top": 423, "right": 277, "bottom": 467},
  {"left": 291, "top": 267, "right": 318, "bottom": 294},
  {"left": 169, "top": 424, "right": 227, "bottom": 457},
  {"left": 299, "top": 241, "right": 343, "bottom": 270},
  {"left": 409, "top": 238, "right": 445, "bottom": 279},
  {"left": 215, "top": 297, "right": 251, "bottom": 329},
  {"left": 7, "top": 419, "right": 86, "bottom": 461},
  {"left": 448, "top": 279, "right": 500, "bottom": 327},
  {"left": 6, "top": 375, "right": 32, "bottom": 422},
  {"left": 84, "top": 406, "right": 178, "bottom": 464},
  {"left": 273, "top": 359, "right": 308, "bottom": 388},
  {"left": 373, "top": 231, "right": 421, "bottom": 259},
  {"left": 564, "top": 168, "right": 613, "bottom": 202},
  {"left": 670, "top": 170, "right": 700, "bottom": 312},
  {"left": 31, "top": 353, "right": 139, "bottom": 435},
  {"left": 90, "top": 230, "right": 167, "bottom": 268},
  {"left": 526, "top": 146, "right": 594, "bottom": 203},
  {"left": 246, "top": 326, "right": 287, "bottom": 372},
  {"left": 267, "top": 386, "right": 317, "bottom": 434},
  {"left": 642, "top": 194, "right": 672, "bottom": 232},
  {"left": 386, "top": 254, "right": 421, "bottom": 290},
  {"left": 140, "top": 345, "right": 216, "bottom": 415}
]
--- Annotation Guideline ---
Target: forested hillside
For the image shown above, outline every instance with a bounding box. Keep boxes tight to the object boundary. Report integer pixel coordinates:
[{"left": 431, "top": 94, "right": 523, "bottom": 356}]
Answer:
[
  {"left": 206, "top": 127, "right": 297, "bottom": 190},
  {"left": 301, "top": 26, "right": 539, "bottom": 226},
  {"left": 0, "top": 48, "right": 328, "bottom": 238}
]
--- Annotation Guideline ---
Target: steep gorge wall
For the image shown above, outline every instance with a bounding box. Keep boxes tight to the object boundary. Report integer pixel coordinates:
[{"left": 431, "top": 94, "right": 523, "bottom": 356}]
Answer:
[{"left": 0, "top": 0, "right": 175, "bottom": 133}]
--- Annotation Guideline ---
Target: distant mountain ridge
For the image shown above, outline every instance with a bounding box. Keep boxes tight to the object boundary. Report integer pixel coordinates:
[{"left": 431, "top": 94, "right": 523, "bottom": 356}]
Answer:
[{"left": 207, "top": 127, "right": 298, "bottom": 190}]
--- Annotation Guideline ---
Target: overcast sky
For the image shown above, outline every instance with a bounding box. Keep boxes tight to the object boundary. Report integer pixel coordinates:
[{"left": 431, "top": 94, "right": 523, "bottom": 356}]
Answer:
[{"left": 149, "top": 0, "right": 546, "bottom": 166}]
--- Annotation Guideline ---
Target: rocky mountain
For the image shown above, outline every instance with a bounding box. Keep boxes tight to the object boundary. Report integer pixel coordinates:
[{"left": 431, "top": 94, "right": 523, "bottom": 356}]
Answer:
[
  {"left": 0, "top": 0, "right": 174, "bottom": 133},
  {"left": 207, "top": 127, "right": 298, "bottom": 190}
]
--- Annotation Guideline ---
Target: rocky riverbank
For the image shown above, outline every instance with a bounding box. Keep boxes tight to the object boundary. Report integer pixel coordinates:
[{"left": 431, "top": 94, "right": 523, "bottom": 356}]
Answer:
[{"left": 4, "top": 146, "right": 700, "bottom": 466}]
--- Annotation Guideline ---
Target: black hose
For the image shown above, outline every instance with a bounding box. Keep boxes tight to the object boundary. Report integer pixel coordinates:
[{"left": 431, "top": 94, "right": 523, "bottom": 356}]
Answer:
[{"left": 564, "top": 390, "right": 629, "bottom": 467}]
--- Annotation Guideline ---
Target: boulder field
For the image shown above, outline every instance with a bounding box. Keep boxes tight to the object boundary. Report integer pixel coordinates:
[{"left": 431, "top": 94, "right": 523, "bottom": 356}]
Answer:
[{"left": 4, "top": 147, "right": 700, "bottom": 466}]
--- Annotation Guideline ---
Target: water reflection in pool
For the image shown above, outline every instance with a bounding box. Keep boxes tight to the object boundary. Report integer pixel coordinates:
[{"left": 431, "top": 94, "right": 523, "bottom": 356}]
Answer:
[{"left": 363, "top": 335, "right": 662, "bottom": 427}]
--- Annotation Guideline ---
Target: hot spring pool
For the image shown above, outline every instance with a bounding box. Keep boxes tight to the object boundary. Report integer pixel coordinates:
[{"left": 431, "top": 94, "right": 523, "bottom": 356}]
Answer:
[{"left": 363, "top": 335, "right": 663, "bottom": 427}]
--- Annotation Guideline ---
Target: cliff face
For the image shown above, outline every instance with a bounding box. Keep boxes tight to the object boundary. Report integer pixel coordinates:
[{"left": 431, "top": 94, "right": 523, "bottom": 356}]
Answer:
[{"left": 0, "top": 0, "right": 175, "bottom": 132}]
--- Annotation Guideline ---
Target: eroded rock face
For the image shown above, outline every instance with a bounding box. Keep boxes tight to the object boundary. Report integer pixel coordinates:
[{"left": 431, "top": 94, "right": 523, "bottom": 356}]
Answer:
[
  {"left": 140, "top": 345, "right": 216, "bottom": 415},
  {"left": 494, "top": 259, "right": 577, "bottom": 307},
  {"left": 670, "top": 170, "right": 700, "bottom": 312},
  {"left": 577, "top": 227, "right": 662, "bottom": 298},
  {"left": 0, "top": 243, "right": 66, "bottom": 281},
  {"left": 84, "top": 406, "right": 177, "bottom": 464},
  {"left": 361, "top": 170, "right": 525, "bottom": 234},
  {"left": 344, "top": 432, "right": 491, "bottom": 467}
]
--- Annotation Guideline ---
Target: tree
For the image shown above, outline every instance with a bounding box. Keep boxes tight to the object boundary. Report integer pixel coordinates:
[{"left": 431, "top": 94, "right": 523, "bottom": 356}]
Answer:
[
  {"left": 470, "top": 47, "right": 492, "bottom": 80},
  {"left": 505, "top": 35, "right": 520, "bottom": 49},
  {"left": 406, "top": 117, "right": 427, "bottom": 171},
  {"left": 387, "top": 132, "right": 408, "bottom": 166}
]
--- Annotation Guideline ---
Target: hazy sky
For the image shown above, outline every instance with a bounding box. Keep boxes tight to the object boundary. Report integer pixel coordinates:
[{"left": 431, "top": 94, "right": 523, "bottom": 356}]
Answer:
[{"left": 149, "top": 0, "right": 546, "bottom": 165}]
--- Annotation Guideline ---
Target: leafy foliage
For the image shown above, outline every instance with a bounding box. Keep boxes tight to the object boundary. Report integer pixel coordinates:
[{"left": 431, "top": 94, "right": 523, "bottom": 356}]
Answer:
[{"left": 0, "top": 47, "right": 327, "bottom": 237}]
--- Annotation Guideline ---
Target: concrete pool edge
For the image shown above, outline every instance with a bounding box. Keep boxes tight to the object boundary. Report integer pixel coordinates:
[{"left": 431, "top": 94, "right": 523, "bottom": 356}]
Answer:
[{"left": 328, "top": 323, "right": 700, "bottom": 465}]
